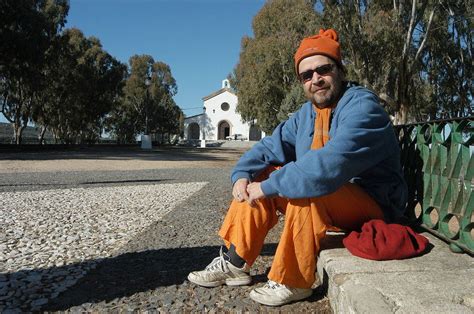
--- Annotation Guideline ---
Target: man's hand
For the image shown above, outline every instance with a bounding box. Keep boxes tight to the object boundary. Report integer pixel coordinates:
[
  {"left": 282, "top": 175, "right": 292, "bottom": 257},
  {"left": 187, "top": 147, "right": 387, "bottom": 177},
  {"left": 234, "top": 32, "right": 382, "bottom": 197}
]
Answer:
[
  {"left": 246, "top": 182, "right": 265, "bottom": 206},
  {"left": 233, "top": 178, "right": 249, "bottom": 202}
]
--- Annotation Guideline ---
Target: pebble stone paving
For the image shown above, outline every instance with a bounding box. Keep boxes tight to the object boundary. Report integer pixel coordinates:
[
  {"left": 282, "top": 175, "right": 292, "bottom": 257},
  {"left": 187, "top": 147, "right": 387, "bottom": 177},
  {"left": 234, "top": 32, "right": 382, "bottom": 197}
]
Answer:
[{"left": 0, "top": 149, "right": 331, "bottom": 313}]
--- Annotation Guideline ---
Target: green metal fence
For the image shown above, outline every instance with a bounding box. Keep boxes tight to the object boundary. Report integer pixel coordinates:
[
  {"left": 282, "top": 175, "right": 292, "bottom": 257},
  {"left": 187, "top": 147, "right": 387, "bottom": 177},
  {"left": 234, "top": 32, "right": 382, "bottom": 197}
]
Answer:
[{"left": 395, "top": 117, "right": 473, "bottom": 255}]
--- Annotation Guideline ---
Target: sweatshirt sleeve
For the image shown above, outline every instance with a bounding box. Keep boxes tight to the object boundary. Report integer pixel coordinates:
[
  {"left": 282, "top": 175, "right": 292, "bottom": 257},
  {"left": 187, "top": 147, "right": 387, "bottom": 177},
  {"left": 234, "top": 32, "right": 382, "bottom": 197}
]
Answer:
[
  {"left": 230, "top": 106, "right": 303, "bottom": 185},
  {"left": 260, "top": 92, "right": 395, "bottom": 198}
]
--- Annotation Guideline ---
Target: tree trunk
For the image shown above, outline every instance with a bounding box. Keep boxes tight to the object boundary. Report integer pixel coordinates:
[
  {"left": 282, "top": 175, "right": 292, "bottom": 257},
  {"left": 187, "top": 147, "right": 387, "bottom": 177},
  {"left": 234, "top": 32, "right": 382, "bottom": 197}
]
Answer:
[
  {"left": 14, "top": 124, "right": 25, "bottom": 145},
  {"left": 393, "top": 103, "right": 409, "bottom": 125},
  {"left": 39, "top": 126, "right": 47, "bottom": 145}
]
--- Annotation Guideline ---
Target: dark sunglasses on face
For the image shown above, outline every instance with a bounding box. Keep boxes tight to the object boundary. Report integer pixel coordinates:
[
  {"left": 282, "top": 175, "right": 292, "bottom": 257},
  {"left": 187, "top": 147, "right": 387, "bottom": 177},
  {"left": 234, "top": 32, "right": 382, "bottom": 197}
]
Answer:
[{"left": 299, "top": 63, "right": 336, "bottom": 82}]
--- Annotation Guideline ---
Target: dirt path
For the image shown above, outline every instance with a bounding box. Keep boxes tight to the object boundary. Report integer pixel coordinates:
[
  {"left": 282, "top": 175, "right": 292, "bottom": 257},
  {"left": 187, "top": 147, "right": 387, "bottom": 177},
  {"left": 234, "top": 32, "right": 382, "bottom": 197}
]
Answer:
[{"left": 0, "top": 147, "right": 245, "bottom": 173}]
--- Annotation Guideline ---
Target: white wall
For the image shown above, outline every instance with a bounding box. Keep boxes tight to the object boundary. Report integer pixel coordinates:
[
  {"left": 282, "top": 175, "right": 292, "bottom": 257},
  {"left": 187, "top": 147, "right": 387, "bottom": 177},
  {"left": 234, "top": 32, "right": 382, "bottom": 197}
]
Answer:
[
  {"left": 203, "top": 90, "right": 250, "bottom": 140},
  {"left": 183, "top": 114, "right": 203, "bottom": 140},
  {"left": 183, "top": 80, "right": 265, "bottom": 142}
]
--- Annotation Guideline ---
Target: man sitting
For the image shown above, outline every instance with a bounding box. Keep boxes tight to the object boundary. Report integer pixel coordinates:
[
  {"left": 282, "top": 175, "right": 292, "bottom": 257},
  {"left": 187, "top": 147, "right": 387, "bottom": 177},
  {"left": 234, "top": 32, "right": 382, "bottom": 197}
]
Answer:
[{"left": 188, "top": 28, "right": 407, "bottom": 306}]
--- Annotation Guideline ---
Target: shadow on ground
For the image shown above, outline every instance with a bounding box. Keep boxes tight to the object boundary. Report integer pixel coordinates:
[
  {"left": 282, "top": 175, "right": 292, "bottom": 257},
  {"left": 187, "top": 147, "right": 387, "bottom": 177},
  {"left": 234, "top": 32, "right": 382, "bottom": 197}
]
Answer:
[
  {"left": 0, "top": 178, "right": 171, "bottom": 188},
  {"left": 42, "top": 243, "right": 280, "bottom": 311},
  {"left": 0, "top": 146, "right": 247, "bottom": 162}
]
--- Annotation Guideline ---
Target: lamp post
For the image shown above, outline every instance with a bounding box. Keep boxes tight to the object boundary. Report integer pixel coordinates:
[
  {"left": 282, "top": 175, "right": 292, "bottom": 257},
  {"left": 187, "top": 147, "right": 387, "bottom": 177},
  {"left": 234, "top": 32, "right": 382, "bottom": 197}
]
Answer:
[{"left": 141, "top": 77, "right": 152, "bottom": 149}]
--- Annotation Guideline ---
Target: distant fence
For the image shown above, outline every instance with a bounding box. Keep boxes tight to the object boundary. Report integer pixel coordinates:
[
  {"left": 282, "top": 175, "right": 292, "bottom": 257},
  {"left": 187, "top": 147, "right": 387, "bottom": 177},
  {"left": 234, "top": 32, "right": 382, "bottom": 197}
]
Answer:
[
  {"left": 395, "top": 117, "right": 473, "bottom": 255},
  {"left": 0, "top": 123, "right": 55, "bottom": 144},
  {"left": 0, "top": 123, "right": 182, "bottom": 145}
]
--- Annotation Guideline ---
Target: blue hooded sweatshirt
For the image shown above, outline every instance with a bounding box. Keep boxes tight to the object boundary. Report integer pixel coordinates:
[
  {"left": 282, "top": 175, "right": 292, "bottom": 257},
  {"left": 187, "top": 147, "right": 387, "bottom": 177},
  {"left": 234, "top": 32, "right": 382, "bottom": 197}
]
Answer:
[{"left": 231, "top": 83, "right": 407, "bottom": 222}]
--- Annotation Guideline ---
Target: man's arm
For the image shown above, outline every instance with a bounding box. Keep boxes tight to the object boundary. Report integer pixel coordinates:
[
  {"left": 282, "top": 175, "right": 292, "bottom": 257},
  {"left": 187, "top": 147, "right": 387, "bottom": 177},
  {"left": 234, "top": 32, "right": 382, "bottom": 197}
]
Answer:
[{"left": 230, "top": 105, "right": 304, "bottom": 187}]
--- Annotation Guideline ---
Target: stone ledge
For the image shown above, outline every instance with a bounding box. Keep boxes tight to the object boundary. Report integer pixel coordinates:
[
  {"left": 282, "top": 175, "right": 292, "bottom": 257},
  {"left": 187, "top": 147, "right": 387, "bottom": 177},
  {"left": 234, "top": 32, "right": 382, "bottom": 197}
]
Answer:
[{"left": 317, "top": 233, "right": 474, "bottom": 313}]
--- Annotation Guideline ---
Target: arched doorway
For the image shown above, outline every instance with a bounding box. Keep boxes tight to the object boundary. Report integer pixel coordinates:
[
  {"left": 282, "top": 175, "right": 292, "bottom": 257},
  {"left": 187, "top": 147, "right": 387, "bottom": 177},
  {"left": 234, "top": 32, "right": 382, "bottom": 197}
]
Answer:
[
  {"left": 249, "top": 124, "right": 262, "bottom": 141},
  {"left": 218, "top": 121, "right": 230, "bottom": 140},
  {"left": 188, "top": 123, "right": 200, "bottom": 140}
]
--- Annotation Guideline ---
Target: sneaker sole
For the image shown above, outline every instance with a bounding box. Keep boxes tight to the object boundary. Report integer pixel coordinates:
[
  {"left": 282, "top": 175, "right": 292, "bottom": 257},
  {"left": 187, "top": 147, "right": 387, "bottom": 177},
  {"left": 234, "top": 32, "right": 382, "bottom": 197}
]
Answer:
[
  {"left": 188, "top": 275, "right": 252, "bottom": 288},
  {"left": 225, "top": 277, "right": 252, "bottom": 286},
  {"left": 187, "top": 274, "right": 251, "bottom": 288},
  {"left": 249, "top": 289, "right": 313, "bottom": 306}
]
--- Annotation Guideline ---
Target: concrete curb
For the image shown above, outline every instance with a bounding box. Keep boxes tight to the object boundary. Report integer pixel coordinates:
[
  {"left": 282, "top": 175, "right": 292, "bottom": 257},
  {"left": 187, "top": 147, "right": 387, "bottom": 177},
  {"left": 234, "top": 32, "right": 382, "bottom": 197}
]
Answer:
[{"left": 317, "top": 233, "right": 474, "bottom": 313}]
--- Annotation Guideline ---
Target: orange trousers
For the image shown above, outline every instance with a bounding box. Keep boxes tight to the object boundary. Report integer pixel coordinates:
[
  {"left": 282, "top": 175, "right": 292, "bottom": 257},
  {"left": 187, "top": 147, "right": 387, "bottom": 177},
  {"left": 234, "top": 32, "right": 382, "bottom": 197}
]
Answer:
[{"left": 218, "top": 167, "right": 384, "bottom": 289}]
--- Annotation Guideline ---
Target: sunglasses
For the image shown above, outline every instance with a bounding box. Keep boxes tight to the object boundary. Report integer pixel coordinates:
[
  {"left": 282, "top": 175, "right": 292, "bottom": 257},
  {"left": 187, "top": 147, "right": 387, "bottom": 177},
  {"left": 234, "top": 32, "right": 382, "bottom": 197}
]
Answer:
[{"left": 298, "top": 64, "right": 336, "bottom": 82}]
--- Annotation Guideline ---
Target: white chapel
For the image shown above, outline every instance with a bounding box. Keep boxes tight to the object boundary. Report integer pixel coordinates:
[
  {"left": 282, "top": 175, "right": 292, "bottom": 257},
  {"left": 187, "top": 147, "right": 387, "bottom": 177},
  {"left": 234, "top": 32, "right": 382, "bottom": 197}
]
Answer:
[{"left": 183, "top": 79, "right": 264, "bottom": 144}]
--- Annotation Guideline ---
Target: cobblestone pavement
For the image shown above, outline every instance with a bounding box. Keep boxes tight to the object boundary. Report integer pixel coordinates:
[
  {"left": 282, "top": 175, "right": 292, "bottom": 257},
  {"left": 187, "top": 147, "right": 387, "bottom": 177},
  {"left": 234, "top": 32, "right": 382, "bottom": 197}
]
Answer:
[{"left": 0, "top": 147, "right": 331, "bottom": 312}]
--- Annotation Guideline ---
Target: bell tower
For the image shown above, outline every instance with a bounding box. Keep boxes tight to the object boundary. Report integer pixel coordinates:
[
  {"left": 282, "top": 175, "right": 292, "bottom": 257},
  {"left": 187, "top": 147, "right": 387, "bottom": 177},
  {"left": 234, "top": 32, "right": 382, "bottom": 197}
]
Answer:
[{"left": 222, "top": 79, "right": 230, "bottom": 89}]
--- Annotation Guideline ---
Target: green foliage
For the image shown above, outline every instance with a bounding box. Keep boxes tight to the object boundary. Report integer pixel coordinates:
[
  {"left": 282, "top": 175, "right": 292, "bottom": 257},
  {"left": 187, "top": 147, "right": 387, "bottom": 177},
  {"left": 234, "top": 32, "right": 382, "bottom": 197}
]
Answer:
[
  {"left": 0, "top": 0, "right": 69, "bottom": 144},
  {"left": 154, "top": 93, "right": 183, "bottom": 140},
  {"left": 319, "top": 0, "right": 473, "bottom": 123},
  {"left": 232, "top": 0, "right": 320, "bottom": 133},
  {"left": 0, "top": 0, "right": 115, "bottom": 145},
  {"left": 233, "top": 0, "right": 472, "bottom": 131},
  {"left": 107, "top": 55, "right": 180, "bottom": 143},
  {"left": 277, "top": 82, "right": 307, "bottom": 121},
  {"left": 423, "top": 1, "right": 473, "bottom": 119},
  {"left": 34, "top": 28, "right": 126, "bottom": 144}
]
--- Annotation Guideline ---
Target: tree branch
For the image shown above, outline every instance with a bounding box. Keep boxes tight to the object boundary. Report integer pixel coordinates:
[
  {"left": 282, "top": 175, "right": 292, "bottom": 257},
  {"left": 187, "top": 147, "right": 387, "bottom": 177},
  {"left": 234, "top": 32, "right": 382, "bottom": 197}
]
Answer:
[
  {"left": 415, "top": 7, "right": 436, "bottom": 61},
  {"left": 1, "top": 93, "right": 14, "bottom": 123},
  {"left": 355, "top": 0, "right": 363, "bottom": 33},
  {"left": 402, "top": 0, "right": 417, "bottom": 60}
]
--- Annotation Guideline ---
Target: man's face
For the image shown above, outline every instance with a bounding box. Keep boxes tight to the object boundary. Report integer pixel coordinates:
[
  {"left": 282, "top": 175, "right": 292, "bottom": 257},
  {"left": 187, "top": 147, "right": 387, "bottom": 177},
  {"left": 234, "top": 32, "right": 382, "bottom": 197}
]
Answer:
[{"left": 298, "top": 55, "right": 344, "bottom": 109}]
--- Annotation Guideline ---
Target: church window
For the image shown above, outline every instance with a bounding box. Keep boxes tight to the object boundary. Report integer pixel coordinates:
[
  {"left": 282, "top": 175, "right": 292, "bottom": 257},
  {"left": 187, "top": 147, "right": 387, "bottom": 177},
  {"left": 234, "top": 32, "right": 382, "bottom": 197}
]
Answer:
[{"left": 221, "top": 102, "right": 230, "bottom": 111}]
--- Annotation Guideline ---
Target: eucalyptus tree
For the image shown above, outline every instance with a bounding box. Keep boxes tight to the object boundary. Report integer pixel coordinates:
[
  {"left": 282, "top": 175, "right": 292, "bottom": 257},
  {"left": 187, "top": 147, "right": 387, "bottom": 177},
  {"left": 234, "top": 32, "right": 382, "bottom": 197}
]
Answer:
[
  {"left": 231, "top": 0, "right": 320, "bottom": 133},
  {"left": 319, "top": 0, "right": 473, "bottom": 123},
  {"left": 33, "top": 28, "right": 126, "bottom": 144},
  {"left": 31, "top": 32, "right": 75, "bottom": 144},
  {"left": 105, "top": 104, "right": 137, "bottom": 144},
  {"left": 153, "top": 93, "right": 183, "bottom": 143},
  {"left": 66, "top": 30, "right": 126, "bottom": 144},
  {"left": 114, "top": 55, "right": 178, "bottom": 141},
  {"left": 0, "top": 0, "right": 69, "bottom": 144},
  {"left": 232, "top": 0, "right": 471, "bottom": 132},
  {"left": 423, "top": 1, "right": 473, "bottom": 118}
]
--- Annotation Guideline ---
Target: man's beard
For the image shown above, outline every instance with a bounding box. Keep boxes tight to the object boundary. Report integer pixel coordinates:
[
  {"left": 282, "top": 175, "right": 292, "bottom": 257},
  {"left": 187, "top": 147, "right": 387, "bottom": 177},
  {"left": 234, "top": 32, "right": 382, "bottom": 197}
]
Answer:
[{"left": 309, "top": 80, "right": 343, "bottom": 109}]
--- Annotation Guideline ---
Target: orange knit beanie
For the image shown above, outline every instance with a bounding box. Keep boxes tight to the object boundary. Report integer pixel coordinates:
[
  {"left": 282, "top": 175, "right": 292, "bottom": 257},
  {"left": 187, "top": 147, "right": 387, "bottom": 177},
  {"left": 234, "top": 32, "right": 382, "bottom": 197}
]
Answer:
[{"left": 294, "top": 29, "right": 341, "bottom": 74}]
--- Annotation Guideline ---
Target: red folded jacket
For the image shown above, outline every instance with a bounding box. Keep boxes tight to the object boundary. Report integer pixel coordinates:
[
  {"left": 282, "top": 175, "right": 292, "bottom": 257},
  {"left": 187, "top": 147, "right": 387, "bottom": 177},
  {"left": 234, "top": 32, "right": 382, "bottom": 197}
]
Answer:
[{"left": 343, "top": 219, "right": 429, "bottom": 260}]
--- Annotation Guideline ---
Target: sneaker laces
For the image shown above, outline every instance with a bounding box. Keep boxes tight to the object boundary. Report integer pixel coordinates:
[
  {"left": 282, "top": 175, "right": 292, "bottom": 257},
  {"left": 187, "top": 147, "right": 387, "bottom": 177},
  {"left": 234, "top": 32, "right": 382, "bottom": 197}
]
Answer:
[
  {"left": 205, "top": 247, "right": 230, "bottom": 273},
  {"left": 264, "top": 280, "right": 283, "bottom": 290}
]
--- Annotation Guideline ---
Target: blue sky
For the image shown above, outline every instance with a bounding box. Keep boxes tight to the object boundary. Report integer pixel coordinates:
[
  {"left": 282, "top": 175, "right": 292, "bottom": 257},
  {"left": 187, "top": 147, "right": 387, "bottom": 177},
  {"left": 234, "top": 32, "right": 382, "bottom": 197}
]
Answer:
[{"left": 67, "top": 0, "right": 266, "bottom": 117}]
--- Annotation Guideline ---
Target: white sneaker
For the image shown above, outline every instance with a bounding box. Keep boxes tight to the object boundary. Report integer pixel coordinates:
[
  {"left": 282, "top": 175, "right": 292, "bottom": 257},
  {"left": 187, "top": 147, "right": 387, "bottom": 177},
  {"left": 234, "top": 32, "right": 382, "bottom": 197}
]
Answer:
[
  {"left": 249, "top": 280, "right": 313, "bottom": 306},
  {"left": 187, "top": 247, "right": 251, "bottom": 287}
]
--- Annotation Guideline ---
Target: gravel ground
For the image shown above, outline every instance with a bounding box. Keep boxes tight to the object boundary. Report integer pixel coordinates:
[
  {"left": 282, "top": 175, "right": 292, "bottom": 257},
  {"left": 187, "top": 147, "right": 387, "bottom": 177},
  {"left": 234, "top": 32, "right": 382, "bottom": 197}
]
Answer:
[
  {"left": 0, "top": 147, "right": 331, "bottom": 312},
  {"left": 1, "top": 183, "right": 206, "bottom": 311}
]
